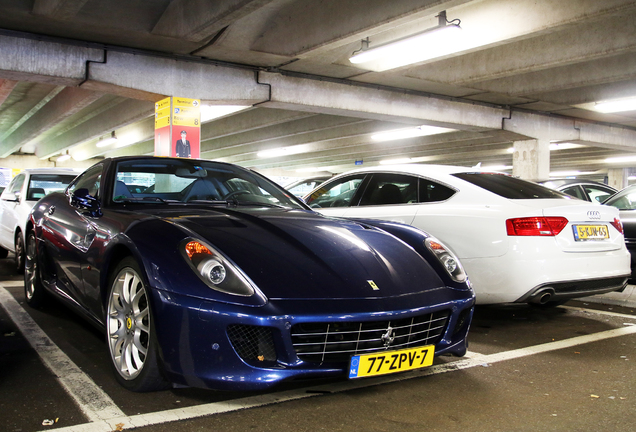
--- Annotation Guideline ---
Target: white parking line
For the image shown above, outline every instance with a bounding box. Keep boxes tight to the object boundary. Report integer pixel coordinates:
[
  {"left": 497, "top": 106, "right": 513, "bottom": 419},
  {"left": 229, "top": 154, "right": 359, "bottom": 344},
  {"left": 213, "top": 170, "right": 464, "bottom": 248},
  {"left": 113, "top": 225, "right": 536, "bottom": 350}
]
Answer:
[
  {"left": 0, "top": 287, "right": 125, "bottom": 422},
  {"left": 33, "top": 306, "right": 636, "bottom": 432}
]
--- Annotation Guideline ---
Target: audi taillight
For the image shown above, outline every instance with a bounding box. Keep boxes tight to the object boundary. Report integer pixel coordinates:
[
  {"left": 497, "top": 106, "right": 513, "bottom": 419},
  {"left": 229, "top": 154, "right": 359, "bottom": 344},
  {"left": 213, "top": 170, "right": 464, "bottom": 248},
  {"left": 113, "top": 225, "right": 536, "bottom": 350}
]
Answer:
[
  {"left": 506, "top": 217, "right": 568, "bottom": 236},
  {"left": 610, "top": 217, "right": 624, "bottom": 235}
]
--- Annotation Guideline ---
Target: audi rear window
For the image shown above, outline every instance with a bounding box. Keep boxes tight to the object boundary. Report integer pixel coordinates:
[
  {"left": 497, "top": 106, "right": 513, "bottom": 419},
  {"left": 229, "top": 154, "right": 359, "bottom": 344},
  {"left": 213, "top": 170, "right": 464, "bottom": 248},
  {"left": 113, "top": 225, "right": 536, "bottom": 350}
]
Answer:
[{"left": 453, "top": 173, "right": 570, "bottom": 199}]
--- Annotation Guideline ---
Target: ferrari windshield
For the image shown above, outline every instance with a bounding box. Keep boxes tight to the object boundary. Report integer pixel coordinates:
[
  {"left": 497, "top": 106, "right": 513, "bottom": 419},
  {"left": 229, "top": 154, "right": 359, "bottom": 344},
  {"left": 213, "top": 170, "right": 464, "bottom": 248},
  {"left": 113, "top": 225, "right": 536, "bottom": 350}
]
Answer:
[{"left": 113, "top": 159, "right": 305, "bottom": 209}]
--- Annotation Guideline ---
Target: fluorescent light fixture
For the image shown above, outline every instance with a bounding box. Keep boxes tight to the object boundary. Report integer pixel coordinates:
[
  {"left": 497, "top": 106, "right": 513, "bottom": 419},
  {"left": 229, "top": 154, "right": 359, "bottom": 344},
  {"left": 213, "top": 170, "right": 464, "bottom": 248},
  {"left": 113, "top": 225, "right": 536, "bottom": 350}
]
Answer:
[
  {"left": 201, "top": 105, "right": 251, "bottom": 123},
  {"left": 605, "top": 155, "right": 636, "bottom": 164},
  {"left": 371, "top": 125, "right": 454, "bottom": 142},
  {"left": 96, "top": 131, "right": 118, "bottom": 148},
  {"left": 257, "top": 146, "right": 306, "bottom": 159},
  {"left": 593, "top": 96, "right": 636, "bottom": 113},
  {"left": 57, "top": 151, "right": 71, "bottom": 162},
  {"left": 350, "top": 20, "right": 462, "bottom": 71}
]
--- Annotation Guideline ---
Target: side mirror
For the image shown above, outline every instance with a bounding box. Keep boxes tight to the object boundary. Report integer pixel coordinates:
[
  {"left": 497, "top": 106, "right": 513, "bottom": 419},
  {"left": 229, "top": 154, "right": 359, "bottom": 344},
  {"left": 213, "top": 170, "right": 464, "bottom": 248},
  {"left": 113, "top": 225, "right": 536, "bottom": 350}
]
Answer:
[
  {"left": 2, "top": 192, "right": 19, "bottom": 202},
  {"left": 71, "top": 188, "right": 102, "bottom": 217}
]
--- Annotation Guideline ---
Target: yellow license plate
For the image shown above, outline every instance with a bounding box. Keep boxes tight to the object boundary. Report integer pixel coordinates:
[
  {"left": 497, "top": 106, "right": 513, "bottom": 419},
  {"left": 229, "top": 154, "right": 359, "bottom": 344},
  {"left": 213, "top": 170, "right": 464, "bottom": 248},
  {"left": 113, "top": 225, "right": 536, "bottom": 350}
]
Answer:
[
  {"left": 573, "top": 224, "right": 609, "bottom": 241},
  {"left": 349, "top": 345, "right": 434, "bottom": 379}
]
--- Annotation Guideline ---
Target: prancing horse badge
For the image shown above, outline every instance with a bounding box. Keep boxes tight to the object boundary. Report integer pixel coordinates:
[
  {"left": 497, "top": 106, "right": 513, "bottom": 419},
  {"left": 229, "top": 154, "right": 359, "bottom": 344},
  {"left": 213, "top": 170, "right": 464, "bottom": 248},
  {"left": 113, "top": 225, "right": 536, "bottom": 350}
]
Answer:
[{"left": 367, "top": 280, "right": 379, "bottom": 290}]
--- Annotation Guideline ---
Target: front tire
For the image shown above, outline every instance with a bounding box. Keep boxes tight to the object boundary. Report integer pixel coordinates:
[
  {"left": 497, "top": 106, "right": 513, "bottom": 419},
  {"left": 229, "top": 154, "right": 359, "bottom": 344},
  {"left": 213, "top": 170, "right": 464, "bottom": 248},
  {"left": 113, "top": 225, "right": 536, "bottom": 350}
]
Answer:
[
  {"left": 106, "top": 257, "right": 169, "bottom": 392},
  {"left": 15, "top": 232, "right": 25, "bottom": 273},
  {"left": 24, "top": 231, "right": 47, "bottom": 308}
]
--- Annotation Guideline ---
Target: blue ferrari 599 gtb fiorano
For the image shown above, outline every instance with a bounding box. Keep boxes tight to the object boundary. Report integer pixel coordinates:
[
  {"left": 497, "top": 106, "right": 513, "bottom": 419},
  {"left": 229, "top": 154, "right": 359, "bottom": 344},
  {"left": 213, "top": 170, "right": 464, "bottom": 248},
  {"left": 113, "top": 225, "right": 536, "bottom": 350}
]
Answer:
[{"left": 25, "top": 156, "right": 475, "bottom": 391}]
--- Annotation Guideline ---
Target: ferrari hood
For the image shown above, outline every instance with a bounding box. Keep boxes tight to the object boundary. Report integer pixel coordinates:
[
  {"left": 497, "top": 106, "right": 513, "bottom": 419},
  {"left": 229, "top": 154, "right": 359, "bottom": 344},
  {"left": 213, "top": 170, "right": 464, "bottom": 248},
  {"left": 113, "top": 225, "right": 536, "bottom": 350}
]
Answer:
[{"left": 166, "top": 208, "right": 445, "bottom": 300}]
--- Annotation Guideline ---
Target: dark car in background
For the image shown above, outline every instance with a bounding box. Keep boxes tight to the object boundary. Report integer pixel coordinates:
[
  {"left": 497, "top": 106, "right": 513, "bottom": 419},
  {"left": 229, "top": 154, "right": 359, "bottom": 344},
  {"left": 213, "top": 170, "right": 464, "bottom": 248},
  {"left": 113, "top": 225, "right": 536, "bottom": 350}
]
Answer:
[
  {"left": 603, "top": 185, "right": 636, "bottom": 280},
  {"left": 541, "top": 179, "right": 617, "bottom": 204},
  {"left": 25, "top": 156, "right": 474, "bottom": 392}
]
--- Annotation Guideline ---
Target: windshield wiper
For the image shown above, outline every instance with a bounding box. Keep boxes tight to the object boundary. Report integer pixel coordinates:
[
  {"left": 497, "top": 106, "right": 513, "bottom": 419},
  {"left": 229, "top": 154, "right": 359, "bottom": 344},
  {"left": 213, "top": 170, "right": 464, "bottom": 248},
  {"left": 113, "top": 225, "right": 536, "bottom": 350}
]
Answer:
[
  {"left": 233, "top": 200, "right": 286, "bottom": 208},
  {"left": 115, "top": 197, "right": 179, "bottom": 204}
]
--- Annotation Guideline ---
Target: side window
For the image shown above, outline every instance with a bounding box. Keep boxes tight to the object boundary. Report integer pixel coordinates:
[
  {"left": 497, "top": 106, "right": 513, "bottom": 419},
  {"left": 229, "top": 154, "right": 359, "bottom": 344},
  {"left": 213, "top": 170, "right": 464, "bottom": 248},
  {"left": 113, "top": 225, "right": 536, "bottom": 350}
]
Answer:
[
  {"left": 561, "top": 185, "right": 586, "bottom": 201},
  {"left": 68, "top": 164, "right": 103, "bottom": 198},
  {"left": 359, "top": 173, "right": 417, "bottom": 206},
  {"left": 419, "top": 178, "right": 455, "bottom": 203},
  {"left": 305, "top": 175, "right": 366, "bottom": 208},
  {"left": 584, "top": 186, "right": 613, "bottom": 204}
]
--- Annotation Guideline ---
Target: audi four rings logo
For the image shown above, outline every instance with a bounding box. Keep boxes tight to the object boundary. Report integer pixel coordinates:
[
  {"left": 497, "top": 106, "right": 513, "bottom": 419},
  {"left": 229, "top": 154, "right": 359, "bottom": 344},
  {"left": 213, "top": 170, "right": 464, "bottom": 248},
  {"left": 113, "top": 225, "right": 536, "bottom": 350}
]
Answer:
[{"left": 587, "top": 211, "right": 601, "bottom": 220}]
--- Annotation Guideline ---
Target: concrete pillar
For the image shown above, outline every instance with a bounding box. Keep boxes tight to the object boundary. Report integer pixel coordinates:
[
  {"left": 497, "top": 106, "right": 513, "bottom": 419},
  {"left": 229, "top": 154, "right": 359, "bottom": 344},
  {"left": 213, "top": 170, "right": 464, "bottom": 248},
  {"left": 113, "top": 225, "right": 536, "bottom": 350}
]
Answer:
[
  {"left": 607, "top": 168, "right": 629, "bottom": 190},
  {"left": 512, "top": 139, "right": 550, "bottom": 181}
]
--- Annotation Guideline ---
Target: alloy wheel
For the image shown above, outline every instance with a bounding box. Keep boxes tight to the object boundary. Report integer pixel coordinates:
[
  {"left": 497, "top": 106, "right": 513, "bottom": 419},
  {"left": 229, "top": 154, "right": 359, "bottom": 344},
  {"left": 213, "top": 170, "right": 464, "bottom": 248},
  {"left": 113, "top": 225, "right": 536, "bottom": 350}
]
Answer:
[{"left": 107, "top": 267, "right": 150, "bottom": 380}]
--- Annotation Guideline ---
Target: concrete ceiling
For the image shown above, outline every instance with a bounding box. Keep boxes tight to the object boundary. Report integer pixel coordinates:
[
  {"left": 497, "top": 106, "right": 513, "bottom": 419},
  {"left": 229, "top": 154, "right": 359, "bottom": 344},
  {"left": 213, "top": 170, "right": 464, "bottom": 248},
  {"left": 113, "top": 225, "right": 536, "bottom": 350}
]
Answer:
[{"left": 1, "top": 0, "right": 636, "bottom": 180}]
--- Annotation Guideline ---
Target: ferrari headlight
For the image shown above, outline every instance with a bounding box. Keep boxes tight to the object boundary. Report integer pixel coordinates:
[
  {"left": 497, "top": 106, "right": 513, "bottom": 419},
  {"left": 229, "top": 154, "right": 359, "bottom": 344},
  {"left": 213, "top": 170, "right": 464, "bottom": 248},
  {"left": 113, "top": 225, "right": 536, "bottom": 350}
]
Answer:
[
  {"left": 182, "top": 239, "right": 255, "bottom": 296},
  {"left": 424, "top": 237, "right": 467, "bottom": 283}
]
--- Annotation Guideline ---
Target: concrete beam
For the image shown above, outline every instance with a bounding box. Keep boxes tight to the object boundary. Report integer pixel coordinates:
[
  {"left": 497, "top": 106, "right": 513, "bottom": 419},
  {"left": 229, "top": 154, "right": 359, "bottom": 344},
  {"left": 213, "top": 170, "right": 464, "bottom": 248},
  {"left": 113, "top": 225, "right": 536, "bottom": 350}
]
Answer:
[
  {"left": 576, "top": 120, "right": 636, "bottom": 151},
  {"left": 78, "top": 107, "right": 317, "bottom": 160},
  {"left": 82, "top": 51, "right": 270, "bottom": 104},
  {"left": 252, "top": 0, "right": 471, "bottom": 57},
  {"left": 258, "top": 71, "right": 506, "bottom": 130},
  {"left": 471, "top": 53, "right": 636, "bottom": 97},
  {"left": 340, "top": 0, "right": 636, "bottom": 72},
  {"left": 36, "top": 99, "right": 154, "bottom": 159},
  {"left": 407, "top": 9, "right": 636, "bottom": 85},
  {"left": 503, "top": 111, "right": 581, "bottom": 142},
  {"left": 229, "top": 135, "right": 512, "bottom": 168},
  {"left": 70, "top": 118, "right": 156, "bottom": 161},
  {"left": 0, "top": 35, "right": 104, "bottom": 86},
  {"left": 152, "top": 0, "right": 275, "bottom": 42},
  {"left": 201, "top": 116, "right": 379, "bottom": 156},
  {"left": 32, "top": 0, "right": 89, "bottom": 20},
  {"left": 0, "top": 87, "right": 102, "bottom": 158},
  {"left": 199, "top": 108, "right": 317, "bottom": 141},
  {"left": 0, "top": 79, "right": 18, "bottom": 105}
]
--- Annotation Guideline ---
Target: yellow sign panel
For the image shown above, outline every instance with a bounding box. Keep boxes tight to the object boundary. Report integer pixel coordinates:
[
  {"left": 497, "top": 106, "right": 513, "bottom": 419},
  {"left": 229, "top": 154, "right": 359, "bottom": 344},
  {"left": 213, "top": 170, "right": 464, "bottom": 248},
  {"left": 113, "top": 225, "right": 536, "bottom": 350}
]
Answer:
[
  {"left": 172, "top": 115, "right": 200, "bottom": 127},
  {"left": 155, "top": 107, "right": 170, "bottom": 120},
  {"left": 155, "top": 116, "right": 171, "bottom": 129},
  {"left": 173, "top": 106, "right": 199, "bottom": 117},
  {"left": 155, "top": 97, "right": 171, "bottom": 111},
  {"left": 173, "top": 97, "right": 200, "bottom": 108}
]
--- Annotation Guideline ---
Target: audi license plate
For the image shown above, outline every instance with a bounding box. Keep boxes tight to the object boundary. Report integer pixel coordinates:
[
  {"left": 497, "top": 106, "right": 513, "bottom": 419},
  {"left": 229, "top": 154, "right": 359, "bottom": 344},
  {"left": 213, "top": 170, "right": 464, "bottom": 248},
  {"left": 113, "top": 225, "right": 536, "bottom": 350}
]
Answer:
[
  {"left": 348, "top": 345, "right": 434, "bottom": 379},
  {"left": 573, "top": 224, "right": 609, "bottom": 241}
]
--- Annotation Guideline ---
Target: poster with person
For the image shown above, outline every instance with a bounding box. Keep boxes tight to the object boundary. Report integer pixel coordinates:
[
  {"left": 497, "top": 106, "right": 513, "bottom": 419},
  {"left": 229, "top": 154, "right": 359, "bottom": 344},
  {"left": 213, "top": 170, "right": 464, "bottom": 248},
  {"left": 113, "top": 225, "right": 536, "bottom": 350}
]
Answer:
[{"left": 154, "top": 97, "right": 200, "bottom": 158}]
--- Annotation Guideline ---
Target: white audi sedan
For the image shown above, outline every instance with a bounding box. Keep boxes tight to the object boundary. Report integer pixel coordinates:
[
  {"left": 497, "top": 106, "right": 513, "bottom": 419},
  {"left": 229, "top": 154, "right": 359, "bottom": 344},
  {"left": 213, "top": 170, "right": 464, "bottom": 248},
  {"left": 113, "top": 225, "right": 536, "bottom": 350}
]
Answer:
[
  {"left": 304, "top": 165, "right": 631, "bottom": 305},
  {"left": 0, "top": 168, "right": 78, "bottom": 272}
]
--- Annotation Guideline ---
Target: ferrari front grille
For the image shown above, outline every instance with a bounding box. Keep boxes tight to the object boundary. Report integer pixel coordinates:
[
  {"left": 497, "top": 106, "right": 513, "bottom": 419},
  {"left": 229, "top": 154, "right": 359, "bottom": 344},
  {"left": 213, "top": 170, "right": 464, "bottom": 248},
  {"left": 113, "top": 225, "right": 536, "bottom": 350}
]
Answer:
[{"left": 291, "top": 310, "right": 450, "bottom": 363}]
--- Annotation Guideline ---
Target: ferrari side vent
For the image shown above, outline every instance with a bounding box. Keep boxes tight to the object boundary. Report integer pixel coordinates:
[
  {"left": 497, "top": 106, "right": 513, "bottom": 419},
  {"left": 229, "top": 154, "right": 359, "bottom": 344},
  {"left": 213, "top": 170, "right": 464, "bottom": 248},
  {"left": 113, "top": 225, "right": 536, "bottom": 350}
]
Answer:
[
  {"left": 291, "top": 311, "right": 450, "bottom": 363},
  {"left": 227, "top": 325, "right": 277, "bottom": 362}
]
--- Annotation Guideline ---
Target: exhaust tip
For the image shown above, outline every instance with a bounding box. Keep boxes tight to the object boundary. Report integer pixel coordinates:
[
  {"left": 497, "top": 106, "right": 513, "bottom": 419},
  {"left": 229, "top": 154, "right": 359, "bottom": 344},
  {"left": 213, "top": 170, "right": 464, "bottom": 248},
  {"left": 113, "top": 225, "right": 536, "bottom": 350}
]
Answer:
[{"left": 529, "top": 288, "right": 555, "bottom": 304}]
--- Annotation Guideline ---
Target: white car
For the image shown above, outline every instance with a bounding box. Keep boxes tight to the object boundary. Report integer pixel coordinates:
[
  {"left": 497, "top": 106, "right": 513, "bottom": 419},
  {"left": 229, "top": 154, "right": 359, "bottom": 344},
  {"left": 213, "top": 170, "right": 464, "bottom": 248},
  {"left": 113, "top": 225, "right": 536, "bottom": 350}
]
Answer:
[
  {"left": 0, "top": 168, "right": 77, "bottom": 272},
  {"left": 304, "top": 164, "right": 631, "bottom": 305}
]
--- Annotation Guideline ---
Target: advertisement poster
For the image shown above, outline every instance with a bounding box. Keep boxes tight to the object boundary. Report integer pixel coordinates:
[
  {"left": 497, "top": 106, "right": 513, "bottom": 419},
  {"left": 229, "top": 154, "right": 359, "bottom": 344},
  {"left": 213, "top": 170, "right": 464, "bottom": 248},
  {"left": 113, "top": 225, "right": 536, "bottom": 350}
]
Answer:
[{"left": 154, "top": 97, "right": 201, "bottom": 158}]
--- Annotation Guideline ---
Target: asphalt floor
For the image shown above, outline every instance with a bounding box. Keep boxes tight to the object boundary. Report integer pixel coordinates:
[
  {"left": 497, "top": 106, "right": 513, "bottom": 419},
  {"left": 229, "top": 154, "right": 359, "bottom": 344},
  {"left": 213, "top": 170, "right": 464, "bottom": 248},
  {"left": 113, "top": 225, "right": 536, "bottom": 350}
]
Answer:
[{"left": 1, "top": 255, "right": 635, "bottom": 432}]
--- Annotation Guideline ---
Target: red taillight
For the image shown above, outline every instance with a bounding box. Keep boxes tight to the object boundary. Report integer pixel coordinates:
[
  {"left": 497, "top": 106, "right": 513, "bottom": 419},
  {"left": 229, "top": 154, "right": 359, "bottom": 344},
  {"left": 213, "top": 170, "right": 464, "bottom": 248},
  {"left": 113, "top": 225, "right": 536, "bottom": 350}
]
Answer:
[
  {"left": 610, "top": 217, "right": 624, "bottom": 235},
  {"left": 506, "top": 217, "right": 569, "bottom": 236}
]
